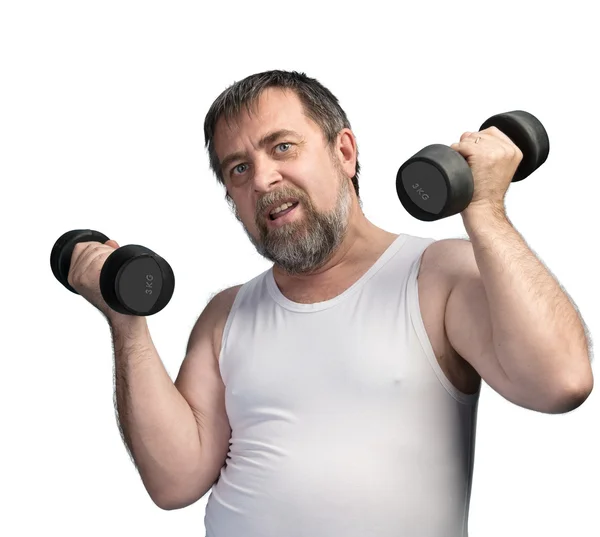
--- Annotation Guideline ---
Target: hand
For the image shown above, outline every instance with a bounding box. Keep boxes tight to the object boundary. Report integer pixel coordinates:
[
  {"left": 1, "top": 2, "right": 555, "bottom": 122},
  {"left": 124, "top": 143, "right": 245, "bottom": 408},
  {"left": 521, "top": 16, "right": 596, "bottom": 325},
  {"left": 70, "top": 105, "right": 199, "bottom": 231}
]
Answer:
[
  {"left": 67, "top": 239, "right": 120, "bottom": 319},
  {"left": 450, "top": 126, "right": 523, "bottom": 210}
]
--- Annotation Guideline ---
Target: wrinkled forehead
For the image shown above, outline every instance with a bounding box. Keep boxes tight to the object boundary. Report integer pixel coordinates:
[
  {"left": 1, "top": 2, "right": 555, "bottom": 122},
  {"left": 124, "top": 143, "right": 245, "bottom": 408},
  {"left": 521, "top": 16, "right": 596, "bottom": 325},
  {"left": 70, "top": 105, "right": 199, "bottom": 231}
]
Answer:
[{"left": 213, "top": 88, "right": 316, "bottom": 153}]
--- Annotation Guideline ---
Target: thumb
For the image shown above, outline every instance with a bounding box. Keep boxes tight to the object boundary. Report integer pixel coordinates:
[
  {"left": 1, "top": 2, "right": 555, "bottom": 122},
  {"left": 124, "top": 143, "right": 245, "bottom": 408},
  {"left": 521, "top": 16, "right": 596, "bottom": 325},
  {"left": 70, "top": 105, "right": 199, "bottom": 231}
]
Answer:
[{"left": 105, "top": 239, "right": 120, "bottom": 249}]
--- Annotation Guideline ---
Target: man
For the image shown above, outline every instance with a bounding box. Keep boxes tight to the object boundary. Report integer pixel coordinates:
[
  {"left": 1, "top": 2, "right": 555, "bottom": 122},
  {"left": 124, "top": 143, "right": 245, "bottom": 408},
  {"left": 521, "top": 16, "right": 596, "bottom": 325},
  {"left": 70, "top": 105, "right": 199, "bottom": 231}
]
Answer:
[{"left": 67, "top": 70, "right": 593, "bottom": 536}]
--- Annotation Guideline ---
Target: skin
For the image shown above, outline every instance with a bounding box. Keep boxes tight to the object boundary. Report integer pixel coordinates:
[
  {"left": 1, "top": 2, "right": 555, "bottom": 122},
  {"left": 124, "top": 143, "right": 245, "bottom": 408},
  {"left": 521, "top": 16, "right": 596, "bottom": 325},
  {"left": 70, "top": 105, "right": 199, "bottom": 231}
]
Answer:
[
  {"left": 213, "top": 87, "right": 399, "bottom": 296},
  {"left": 213, "top": 87, "right": 593, "bottom": 412},
  {"left": 62, "top": 86, "right": 592, "bottom": 511},
  {"left": 211, "top": 87, "right": 481, "bottom": 396}
]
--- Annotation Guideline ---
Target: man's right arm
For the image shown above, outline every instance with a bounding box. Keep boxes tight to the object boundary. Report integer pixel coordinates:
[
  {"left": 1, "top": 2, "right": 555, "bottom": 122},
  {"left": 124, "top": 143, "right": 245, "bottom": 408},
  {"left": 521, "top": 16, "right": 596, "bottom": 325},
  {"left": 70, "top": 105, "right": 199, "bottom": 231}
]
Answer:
[{"left": 110, "top": 287, "right": 236, "bottom": 510}]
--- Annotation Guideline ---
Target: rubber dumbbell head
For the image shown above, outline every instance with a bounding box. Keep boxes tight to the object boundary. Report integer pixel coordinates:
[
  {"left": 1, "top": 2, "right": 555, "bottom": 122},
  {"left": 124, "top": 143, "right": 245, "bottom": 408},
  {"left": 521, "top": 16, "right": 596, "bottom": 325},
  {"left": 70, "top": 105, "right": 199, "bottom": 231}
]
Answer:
[
  {"left": 50, "top": 229, "right": 175, "bottom": 316},
  {"left": 396, "top": 110, "right": 550, "bottom": 221},
  {"left": 395, "top": 144, "right": 474, "bottom": 221},
  {"left": 479, "top": 110, "right": 549, "bottom": 182},
  {"left": 99, "top": 243, "right": 175, "bottom": 316}
]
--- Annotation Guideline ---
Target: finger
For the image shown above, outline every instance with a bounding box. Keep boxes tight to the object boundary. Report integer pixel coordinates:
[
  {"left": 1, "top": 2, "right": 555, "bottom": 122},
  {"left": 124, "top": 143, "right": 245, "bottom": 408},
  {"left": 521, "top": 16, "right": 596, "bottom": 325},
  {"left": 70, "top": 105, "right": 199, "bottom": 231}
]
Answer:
[
  {"left": 481, "top": 127, "right": 524, "bottom": 159},
  {"left": 480, "top": 127, "right": 523, "bottom": 157},
  {"left": 78, "top": 248, "right": 110, "bottom": 282},
  {"left": 69, "top": 247, "right": 110, "bottom": 290},
  {"left": 458, "top": 131, "right": 499, "bottom": 147},
  {"left": 459, "top": 131, "right": 491, "bottom": 146},
  {"left": 449, "top": 138, "right": 488, "bottom": 159},
  {"left": 480, "top": 125, "right": 515, "bottom": 146},
  {"left": 467, "top": 131, "right": 490, "bottom": 143},
  {"left": 69, "top": 243, "right": 106, "bottom": 283},
  {"left": 69, "top": 242, "right": 95, "bottom": 275}
]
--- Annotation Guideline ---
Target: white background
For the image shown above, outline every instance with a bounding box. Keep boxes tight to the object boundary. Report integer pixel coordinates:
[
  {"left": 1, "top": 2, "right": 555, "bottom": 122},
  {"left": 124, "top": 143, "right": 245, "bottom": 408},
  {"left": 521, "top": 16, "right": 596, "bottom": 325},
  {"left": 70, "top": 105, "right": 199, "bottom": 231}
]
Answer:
[{"left": 1, "top": 1, "right": 598, "bottom": 535}]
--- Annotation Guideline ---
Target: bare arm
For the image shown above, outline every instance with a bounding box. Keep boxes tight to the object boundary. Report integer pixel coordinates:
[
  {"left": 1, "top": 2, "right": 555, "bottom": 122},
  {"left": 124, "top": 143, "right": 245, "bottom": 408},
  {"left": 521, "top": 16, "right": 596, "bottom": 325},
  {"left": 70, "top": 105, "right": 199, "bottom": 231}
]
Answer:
[
  {"left": 110, "top": 287, "right": 235, "bottom": 510},
  {"left": 442, "top": 203, "right": 593, "bottom": 414}
]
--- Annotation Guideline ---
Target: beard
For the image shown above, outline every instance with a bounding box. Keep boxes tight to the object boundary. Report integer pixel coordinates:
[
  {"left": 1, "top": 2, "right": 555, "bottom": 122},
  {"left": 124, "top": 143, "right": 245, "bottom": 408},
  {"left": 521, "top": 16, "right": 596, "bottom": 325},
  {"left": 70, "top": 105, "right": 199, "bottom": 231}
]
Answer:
[{"left": 232, "top": 167, "right": 353, "bottom": 276}]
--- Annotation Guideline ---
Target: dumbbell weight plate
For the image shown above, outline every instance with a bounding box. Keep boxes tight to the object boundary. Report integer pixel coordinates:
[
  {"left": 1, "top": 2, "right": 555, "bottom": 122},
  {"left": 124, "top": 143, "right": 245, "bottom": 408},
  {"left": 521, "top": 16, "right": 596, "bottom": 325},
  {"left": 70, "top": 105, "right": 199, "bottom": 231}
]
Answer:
[
  {"left": 99, "top": 244, "right": 175, "bottom": 316},
  {"left": 396, "top": 144, "right": 474, "bottom": 221},
  {"left": 479, "top": 110, "right": 550, "bottom": 182}
]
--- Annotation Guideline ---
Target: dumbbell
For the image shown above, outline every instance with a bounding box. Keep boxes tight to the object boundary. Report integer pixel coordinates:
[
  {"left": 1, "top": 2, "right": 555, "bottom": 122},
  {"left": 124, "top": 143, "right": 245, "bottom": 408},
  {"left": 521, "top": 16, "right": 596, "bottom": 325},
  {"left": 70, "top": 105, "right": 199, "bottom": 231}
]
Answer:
[
  {"left": 50, "top": 229, "right": 175, "bottom": 316},
  {"left": 396, "top": 110, "right": 550, "bottom": 221}
]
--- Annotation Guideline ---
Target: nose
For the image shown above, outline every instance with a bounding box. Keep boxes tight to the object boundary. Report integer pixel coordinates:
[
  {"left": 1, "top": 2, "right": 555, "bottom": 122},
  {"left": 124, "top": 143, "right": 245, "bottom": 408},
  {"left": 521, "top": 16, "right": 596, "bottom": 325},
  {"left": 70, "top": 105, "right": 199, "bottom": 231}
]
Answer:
[{"left": 252, "top": 155, "right": 283, "bottom": 193}]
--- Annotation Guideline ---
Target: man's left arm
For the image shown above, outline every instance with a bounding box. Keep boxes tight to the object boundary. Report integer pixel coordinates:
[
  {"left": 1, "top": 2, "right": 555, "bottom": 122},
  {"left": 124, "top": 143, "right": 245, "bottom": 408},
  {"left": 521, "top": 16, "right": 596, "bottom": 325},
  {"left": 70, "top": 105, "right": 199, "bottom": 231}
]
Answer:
[{"left": 442, "top": 128, "right": 593, "bottom": 414}]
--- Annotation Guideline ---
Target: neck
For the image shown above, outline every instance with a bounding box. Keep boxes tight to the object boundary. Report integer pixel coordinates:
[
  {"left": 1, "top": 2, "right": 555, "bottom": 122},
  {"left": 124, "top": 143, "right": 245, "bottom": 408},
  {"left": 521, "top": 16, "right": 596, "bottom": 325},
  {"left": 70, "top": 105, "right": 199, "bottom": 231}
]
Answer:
[{"left": 272, "top": 207, "right": 395, "bottom": 288}]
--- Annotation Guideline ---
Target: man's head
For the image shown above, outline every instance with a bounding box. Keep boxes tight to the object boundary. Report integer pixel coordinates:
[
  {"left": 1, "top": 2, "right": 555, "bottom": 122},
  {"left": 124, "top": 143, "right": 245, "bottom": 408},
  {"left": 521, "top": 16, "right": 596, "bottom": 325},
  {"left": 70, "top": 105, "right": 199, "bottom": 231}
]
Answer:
[{"left": 203, "top": 70, "right": 362, "bottom": 275}]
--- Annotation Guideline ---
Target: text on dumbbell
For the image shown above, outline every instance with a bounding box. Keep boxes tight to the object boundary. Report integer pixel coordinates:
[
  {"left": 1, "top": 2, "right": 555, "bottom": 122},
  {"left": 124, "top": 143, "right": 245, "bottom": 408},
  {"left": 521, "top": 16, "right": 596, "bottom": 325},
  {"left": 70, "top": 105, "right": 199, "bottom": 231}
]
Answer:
[
  {"left": 145, "top": 274, "right": 154, "bottom": 295},
  {"left": 411, "top": 183, "right": 429, "bottom": 201}
]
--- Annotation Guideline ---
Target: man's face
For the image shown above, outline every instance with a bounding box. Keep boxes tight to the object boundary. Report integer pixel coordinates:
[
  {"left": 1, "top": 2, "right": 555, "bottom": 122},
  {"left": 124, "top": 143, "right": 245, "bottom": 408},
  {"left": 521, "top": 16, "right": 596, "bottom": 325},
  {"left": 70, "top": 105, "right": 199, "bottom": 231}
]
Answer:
[{"left": 213, "top": 88, "right": 355, "bottom": 275}]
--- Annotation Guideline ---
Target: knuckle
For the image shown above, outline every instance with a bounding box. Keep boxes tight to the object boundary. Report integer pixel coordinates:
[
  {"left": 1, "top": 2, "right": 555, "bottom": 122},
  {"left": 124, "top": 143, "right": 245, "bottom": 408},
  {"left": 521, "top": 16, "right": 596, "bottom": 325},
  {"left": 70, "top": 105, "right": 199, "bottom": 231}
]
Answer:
[
  {"left": 67, "top": 269, "right": 79, "bottom": 288},
  {"left": 72, "top": 242, "right": 91, "bottom": 259},
  {"left": 506, "top": 145, "right": 519, "bottom": 160}
]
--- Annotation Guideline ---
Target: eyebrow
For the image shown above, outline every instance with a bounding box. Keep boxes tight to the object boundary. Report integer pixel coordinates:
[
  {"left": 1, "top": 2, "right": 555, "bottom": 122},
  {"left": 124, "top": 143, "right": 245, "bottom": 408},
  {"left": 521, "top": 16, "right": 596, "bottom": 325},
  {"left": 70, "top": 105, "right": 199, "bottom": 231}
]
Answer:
[{"left": 219, "top": 129, "right": 304, "bottom": 174}]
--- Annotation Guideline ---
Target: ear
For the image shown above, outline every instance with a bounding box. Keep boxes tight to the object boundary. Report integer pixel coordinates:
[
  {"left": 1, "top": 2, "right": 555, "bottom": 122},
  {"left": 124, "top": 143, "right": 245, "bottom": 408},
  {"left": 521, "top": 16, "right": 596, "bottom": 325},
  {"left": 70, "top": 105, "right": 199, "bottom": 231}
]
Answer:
[{"left": 335, "top": 128, "right": 358, "bottom": 178}]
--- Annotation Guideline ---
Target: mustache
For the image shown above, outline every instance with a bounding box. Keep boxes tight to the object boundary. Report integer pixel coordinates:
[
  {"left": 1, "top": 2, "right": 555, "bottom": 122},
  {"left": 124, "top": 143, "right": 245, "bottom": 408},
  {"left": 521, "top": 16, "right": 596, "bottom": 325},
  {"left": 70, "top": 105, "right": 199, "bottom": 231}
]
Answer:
[{"left": 255, "top": 189, "right": 307, "bottom": 216}]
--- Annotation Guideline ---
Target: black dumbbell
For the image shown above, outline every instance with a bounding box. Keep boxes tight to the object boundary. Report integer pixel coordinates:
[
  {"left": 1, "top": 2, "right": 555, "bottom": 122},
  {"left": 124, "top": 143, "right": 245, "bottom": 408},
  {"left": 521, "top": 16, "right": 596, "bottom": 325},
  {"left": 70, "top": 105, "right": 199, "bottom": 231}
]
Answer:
[
  {"left": 395, "top": 110, "right": 550, "bottom": 221},
  {"left": 50, "top": 229, "right": 175, "bottom": 316}
]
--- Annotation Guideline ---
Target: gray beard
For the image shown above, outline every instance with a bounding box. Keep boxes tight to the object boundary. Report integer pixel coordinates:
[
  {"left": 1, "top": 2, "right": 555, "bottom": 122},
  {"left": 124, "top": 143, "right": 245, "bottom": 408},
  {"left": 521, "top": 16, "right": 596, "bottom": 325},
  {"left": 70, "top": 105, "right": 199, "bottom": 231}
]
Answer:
[{"left": 233, "top": 175, "right": 353, "bottom": 275}]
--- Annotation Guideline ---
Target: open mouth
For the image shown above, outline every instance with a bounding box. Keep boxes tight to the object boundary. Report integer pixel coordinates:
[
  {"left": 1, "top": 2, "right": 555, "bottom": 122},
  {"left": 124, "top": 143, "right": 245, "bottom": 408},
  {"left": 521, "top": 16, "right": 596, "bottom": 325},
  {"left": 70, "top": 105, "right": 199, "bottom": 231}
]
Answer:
[{"left": 269, "top": 201, "right": 299, "bottom": 220}]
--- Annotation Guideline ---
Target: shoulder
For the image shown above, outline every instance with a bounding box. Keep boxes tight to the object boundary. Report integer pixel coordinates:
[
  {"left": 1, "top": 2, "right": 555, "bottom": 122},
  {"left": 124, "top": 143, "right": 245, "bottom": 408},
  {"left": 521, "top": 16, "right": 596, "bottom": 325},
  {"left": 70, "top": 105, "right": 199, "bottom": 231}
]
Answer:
[
  {"left": 208, "top": 284, "right": 244, "bottom": 359},
  {"left": 187, "top": 284, "right": 243, "bottom": 356},
  {"left": 208, "top": 284, "right": 244, "bottom": 312},
  {"left": 206, "top": 284, "right": 244, "bottom": 334},
  {"left": 420, "top": 237, "right": 478, "bottom": 284}
]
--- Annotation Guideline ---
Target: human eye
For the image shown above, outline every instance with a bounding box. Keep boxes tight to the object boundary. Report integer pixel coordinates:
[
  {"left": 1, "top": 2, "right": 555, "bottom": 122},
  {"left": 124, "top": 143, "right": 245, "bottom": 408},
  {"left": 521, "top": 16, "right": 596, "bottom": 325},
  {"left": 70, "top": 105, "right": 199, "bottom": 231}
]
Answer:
[
  {"left": 231, "top": 163, "right": 248, "bottom": 177},
  {"left": 276, "top": 142, "right": 292, "bottom": 153},
  {"left": 229, "top": 143, "right": 292, "bottom": 178}
]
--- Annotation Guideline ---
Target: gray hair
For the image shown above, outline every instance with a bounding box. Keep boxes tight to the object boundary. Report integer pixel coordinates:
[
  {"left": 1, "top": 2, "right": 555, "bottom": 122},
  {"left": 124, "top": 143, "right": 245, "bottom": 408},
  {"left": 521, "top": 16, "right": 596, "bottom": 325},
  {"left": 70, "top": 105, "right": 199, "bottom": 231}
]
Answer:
[{"left": 203, "top": 70, "right": 361, "bottom": 201}]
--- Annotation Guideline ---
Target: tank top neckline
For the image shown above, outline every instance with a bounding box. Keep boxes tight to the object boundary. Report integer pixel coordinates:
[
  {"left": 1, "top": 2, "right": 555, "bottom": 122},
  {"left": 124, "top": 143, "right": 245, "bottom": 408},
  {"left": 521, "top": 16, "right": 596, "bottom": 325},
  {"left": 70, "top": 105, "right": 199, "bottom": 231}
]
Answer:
[{"left": 265, "top": 233, "right": 409, "bottom": 312}]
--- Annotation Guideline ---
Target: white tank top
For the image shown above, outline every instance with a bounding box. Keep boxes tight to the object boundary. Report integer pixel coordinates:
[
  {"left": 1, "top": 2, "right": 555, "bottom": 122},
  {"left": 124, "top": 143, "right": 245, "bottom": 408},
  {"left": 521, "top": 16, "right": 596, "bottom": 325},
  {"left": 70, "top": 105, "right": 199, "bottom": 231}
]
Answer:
[{"left": 204, "top": 233, "right": 480, "bottom": 536}]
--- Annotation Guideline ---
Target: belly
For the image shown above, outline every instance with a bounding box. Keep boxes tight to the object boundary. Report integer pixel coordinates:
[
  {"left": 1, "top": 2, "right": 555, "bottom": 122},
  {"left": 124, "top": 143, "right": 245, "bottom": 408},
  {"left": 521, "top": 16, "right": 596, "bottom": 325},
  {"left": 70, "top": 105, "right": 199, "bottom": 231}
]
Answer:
[{"left": 204, "top": 436, "right": 469, "bottom": 537}]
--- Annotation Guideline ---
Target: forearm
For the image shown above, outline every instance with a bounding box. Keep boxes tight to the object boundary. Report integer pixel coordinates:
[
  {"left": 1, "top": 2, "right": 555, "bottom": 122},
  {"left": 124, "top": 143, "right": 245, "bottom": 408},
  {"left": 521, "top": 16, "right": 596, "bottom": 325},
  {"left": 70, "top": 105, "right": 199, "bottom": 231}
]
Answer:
[
  {"left": 109, "top": 315, "right": 203, "bottom": 506},
  {"left": 461, "top": 202, "right": 591, "bottom": 390}
]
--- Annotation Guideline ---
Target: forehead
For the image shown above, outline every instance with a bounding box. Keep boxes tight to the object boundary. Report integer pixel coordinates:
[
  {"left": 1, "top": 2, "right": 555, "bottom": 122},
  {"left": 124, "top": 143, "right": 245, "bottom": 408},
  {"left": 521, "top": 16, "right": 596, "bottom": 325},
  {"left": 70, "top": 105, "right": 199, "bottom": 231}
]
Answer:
[{"left": 213, "top": 88, "right": 319, "bottom": 154}]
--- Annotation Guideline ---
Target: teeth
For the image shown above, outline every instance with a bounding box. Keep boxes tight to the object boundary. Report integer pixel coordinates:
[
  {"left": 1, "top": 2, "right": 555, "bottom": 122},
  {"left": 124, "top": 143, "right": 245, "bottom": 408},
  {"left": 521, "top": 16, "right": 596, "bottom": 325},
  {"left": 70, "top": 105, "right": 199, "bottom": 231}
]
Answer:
[{"left": 270, "top": 202, "right": 295, "bottom": 215}]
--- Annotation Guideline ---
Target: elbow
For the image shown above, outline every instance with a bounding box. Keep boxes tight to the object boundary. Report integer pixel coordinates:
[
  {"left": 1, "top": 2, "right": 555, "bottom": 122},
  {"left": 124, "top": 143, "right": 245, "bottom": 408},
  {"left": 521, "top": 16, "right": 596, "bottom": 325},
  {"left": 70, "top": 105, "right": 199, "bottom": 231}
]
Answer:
[
  {"left": 550, "top": 371, "right": 594, "bottom": 414},
  {"left": 140, "top": 455, "right": 223, "bottom": 511},
  {"left": 154, "top": 498, "right": 192, "bottom": 511},
  {"left": 147, "top": 482, "right": 212, "bottom": 511},
  {"left": 152, "top": 493, "right": 189, "bottom": 511},
  {"left": 151, "top": 490, "right": 205, "bottom": 511}
]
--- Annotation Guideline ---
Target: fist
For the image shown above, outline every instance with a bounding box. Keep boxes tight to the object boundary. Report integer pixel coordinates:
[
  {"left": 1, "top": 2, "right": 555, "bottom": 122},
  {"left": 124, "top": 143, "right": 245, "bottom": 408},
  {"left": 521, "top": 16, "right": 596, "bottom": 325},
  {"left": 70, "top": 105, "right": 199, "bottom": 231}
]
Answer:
[
  {"left": 450, "top": 126, "right": 523, "bottom": 207},
  {"left": 67, "top": 239, "right": 120, "bottom": 317}
]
